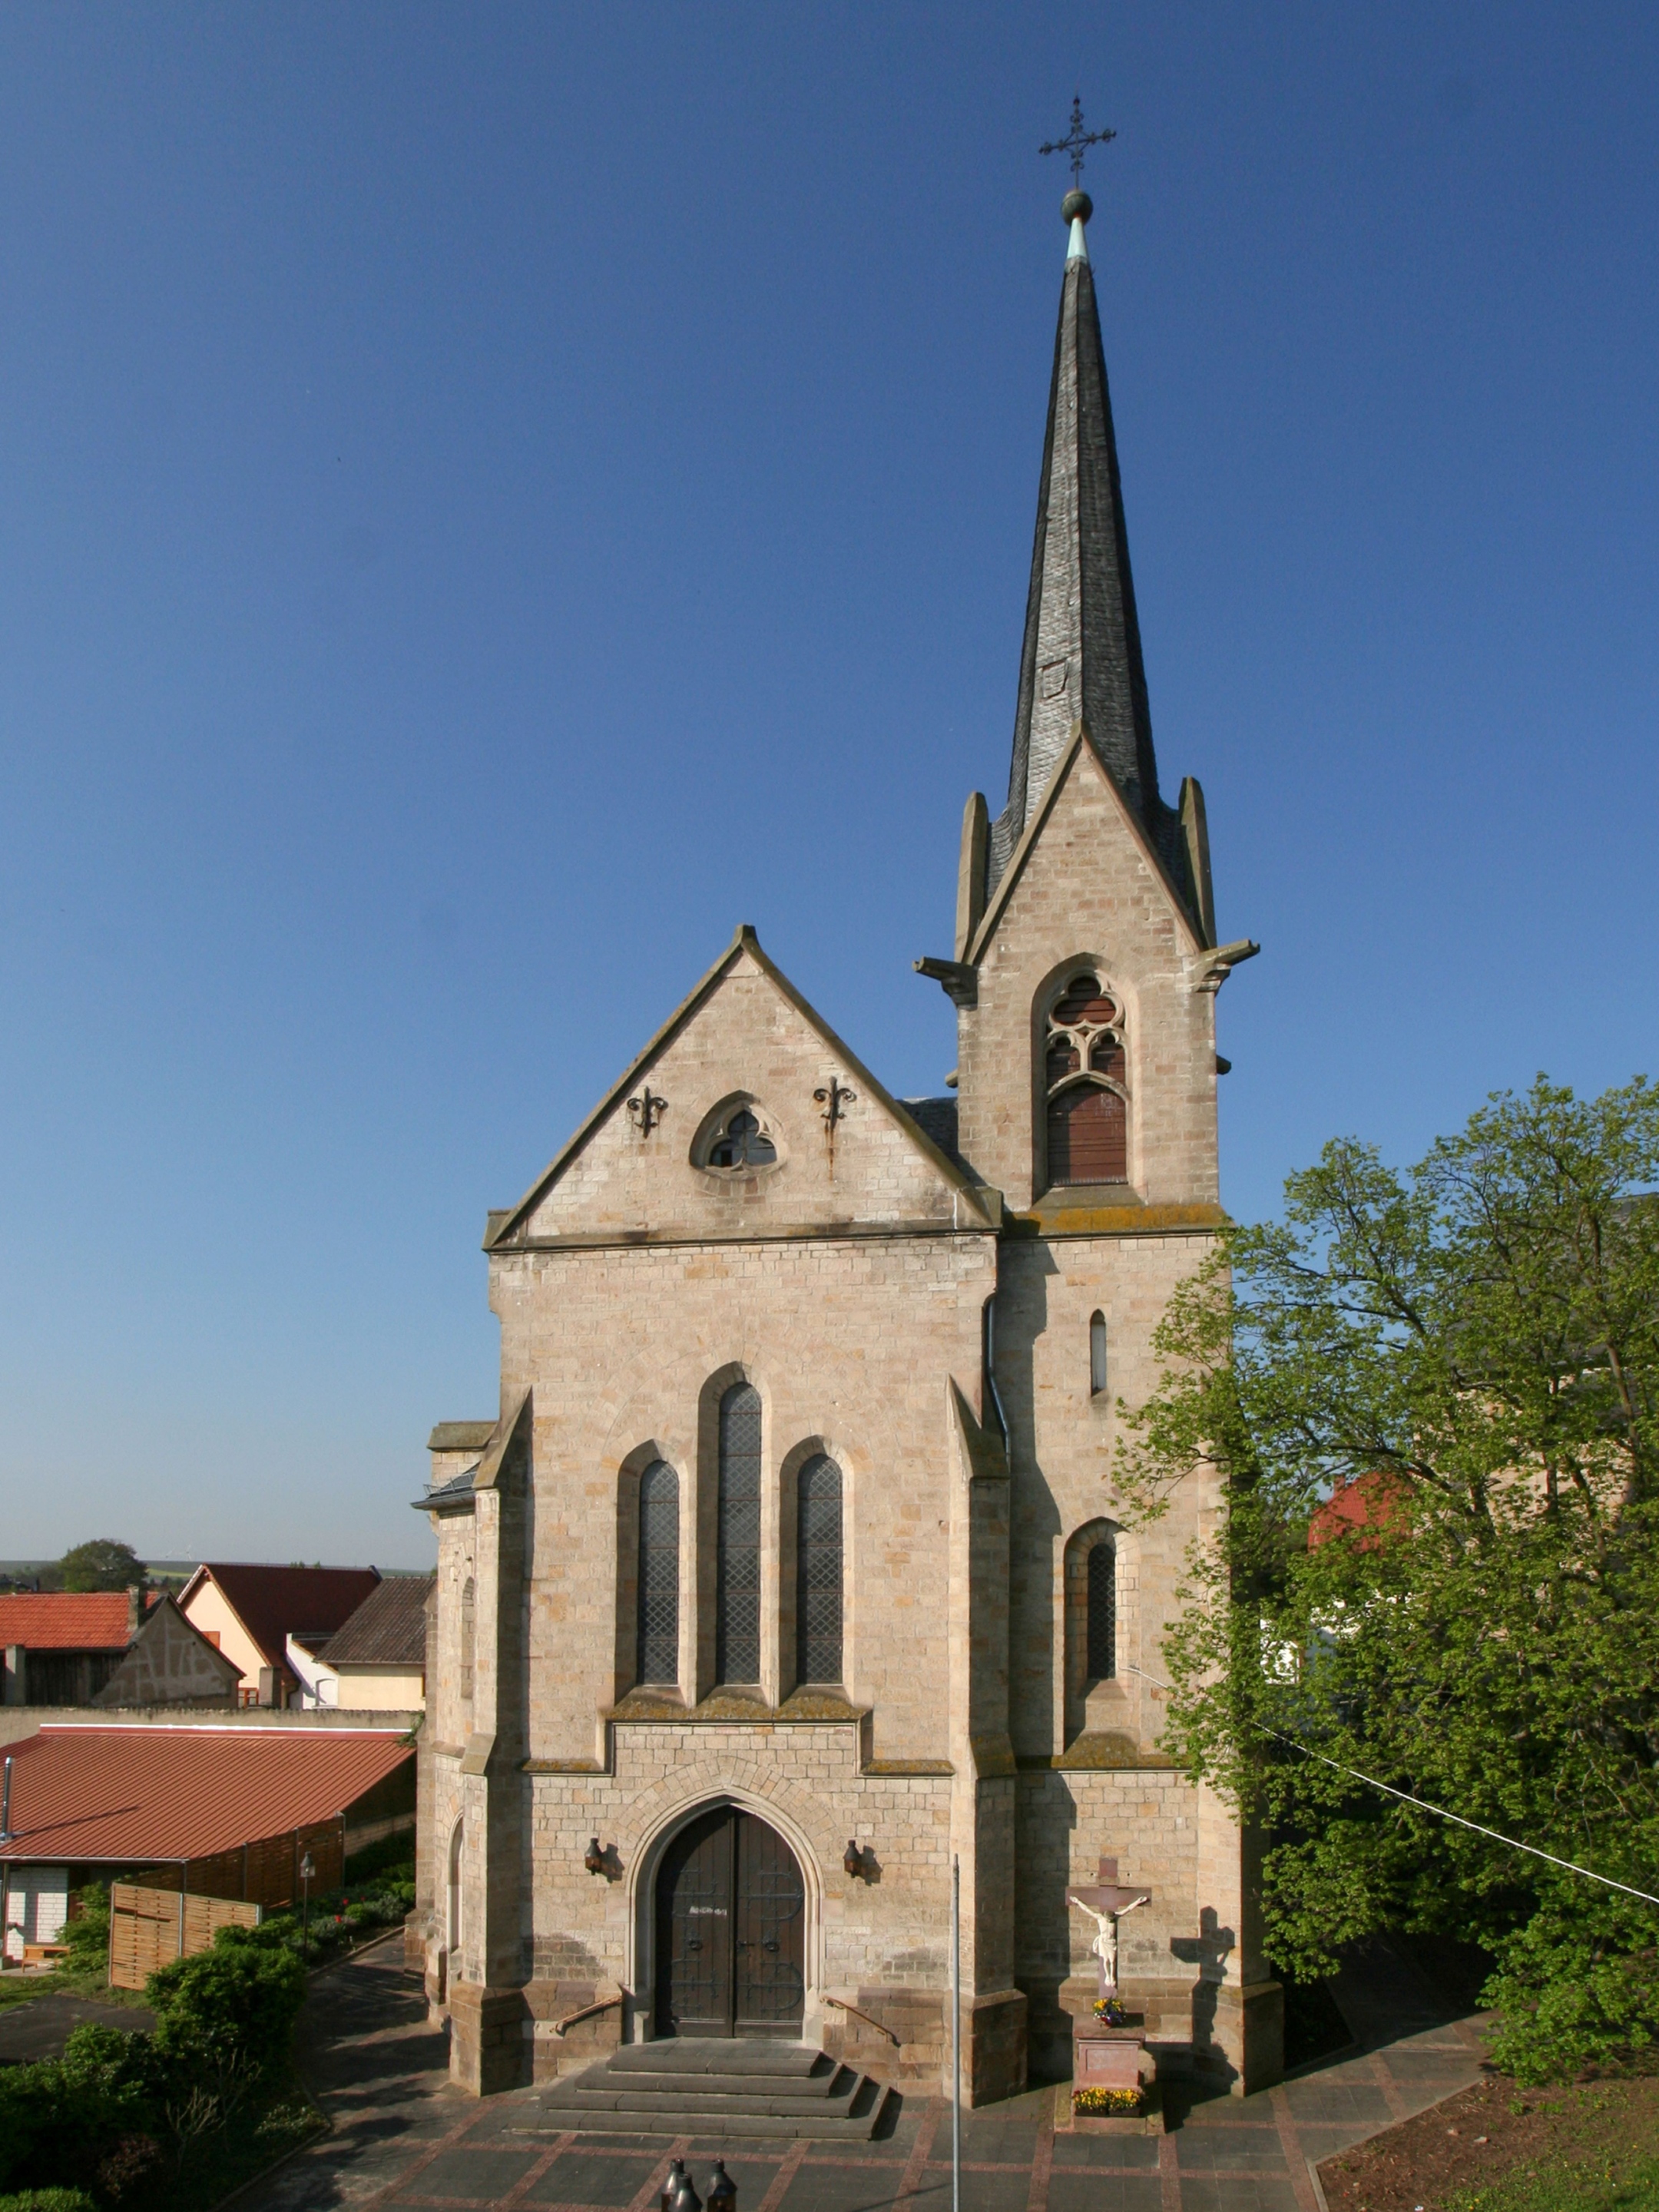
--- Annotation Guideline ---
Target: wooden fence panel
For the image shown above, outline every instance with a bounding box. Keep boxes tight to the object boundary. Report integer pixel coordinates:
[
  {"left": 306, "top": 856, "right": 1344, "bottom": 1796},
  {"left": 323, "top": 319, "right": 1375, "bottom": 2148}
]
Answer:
[{"left": 108, "top": 1883, "right": 259, "bottom": 1991}]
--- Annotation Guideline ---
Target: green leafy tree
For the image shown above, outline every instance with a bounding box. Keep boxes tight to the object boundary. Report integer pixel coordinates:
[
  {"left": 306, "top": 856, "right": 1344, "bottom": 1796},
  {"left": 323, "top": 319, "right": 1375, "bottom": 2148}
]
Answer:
[
  {"left": 1117, "top": 1077, "right": 1659, "bottom": 2083},
  {"left": 56, "top": 1539, "right": 144, "bottom": 1594}
]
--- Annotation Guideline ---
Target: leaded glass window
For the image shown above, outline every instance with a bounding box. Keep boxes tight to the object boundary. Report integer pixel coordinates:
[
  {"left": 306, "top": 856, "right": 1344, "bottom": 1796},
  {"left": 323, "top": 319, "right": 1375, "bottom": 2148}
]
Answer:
[
  {"left": 1087, "top": 1539, "right": 1116, "bottom": 1680},
  {"left": 795, "top": 1454, "right": 843, "bottom": 1685},
  {"left": 708, "top": 1109, "right": 777, "bottom": 1169},
  {"left": 716, "top": 1383, "right": 762, "bottom": 1683},
  {"left": 636, "top": 1461, "right": 680, "bottom": 1685}
]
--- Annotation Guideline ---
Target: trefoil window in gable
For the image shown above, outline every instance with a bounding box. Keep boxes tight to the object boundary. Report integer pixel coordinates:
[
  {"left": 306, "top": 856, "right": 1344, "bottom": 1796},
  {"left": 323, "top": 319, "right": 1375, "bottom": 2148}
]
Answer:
[{"left": 699, "top": 1102, "right": 780, "bottom": 1172}]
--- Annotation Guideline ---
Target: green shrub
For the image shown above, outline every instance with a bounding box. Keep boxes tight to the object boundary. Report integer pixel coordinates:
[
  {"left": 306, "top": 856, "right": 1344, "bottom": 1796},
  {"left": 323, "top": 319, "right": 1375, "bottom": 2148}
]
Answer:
[
  {"left": 1484, "top": 1894, "right": 1659, "bottom": 2086},
  {"left": 0, "top": 2026, "right": 154, "bottom": 2197},
  {"left": 147, "top": 1926, "right": 306, "bottom": 2080},
  {"left": 59, "top": 1886, "right": 109, "bottom": 1972},
  {"left": 0, "top": 2190, "right": 101, "bottom": 2211}
]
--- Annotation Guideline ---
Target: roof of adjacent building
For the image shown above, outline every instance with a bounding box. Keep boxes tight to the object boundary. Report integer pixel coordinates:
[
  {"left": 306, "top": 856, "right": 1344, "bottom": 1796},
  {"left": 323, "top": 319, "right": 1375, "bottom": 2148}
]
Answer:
[
  {"left": 415, "top": 1465, "right": 477, "bottom": 1515},
  {"left": 318, "top": 1575, "right": 432, "bottom": 1667},
  {"left": 180, "top": 1565, "right": 382, "bottom": 1672},
  {"left": 428, "top": 1421, "right": 496, "bottom": 1452},
  {"left": 898, "top": 1097, "right": 962, "bottom": 1167},
  {"left": 0, "top": 1724, "right": 412, "bottom": 1865},
  {"left": 0, "top": 1593, "right": 136, "bottom": 1652}
]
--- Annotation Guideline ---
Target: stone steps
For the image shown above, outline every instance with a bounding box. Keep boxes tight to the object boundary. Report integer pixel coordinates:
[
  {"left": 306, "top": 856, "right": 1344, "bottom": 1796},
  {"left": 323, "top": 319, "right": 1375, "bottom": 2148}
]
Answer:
[{"left": 537, "top": 2038, "right": 895, "bottom": 2139}]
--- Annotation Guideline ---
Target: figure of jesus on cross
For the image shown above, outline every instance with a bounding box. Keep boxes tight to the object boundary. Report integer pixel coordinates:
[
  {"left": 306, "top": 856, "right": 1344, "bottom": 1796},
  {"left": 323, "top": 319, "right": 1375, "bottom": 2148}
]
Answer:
[{"left": 1066, "top": 1856, "right": 1151, "bottom": 2001}]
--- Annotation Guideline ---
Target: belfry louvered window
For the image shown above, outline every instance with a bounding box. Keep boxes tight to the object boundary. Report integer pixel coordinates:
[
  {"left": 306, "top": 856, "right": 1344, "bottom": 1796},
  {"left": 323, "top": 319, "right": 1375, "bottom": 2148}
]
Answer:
[
  {"left": 716, "top": 1384, "right": 763, "bottom": 1683},
  {"left": 1087, "top": 1539, "right": 1117, "bottom": 1680},
  {"left": 1045, "top": 974, "right": 1128, "bottom": 1187},
  {"left": 795, "top": 1455, "right": 843, "bottom": 1686},
  {"left": 636, "top": 1461, "right": 680, "bottom": 1685}
]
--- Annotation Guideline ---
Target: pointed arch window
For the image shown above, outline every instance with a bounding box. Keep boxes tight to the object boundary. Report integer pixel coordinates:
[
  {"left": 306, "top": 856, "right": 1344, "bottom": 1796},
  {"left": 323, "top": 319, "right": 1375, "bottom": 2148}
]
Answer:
[
  {"left": 1045, "top": 974, "right": 1128, "bottom": 1187},
  {"left": 459, "top": 1575, "right": 475, "bottom": 1705},
  {"left": 1087, "top": 1538, "right": 1117, "bottom": 1680},
  {"left": 1090, "top": 1312, "right": 1108, "bottom": 1397},
  {"left": 716, "top": 1383, "right": 763, "bottom": 1683},
  {"left": 636, "top": 1462, "right": 680, "bottom": 1686},
  {"left": 795, "top": 1455, "right": 843, "bottom": 1686}
]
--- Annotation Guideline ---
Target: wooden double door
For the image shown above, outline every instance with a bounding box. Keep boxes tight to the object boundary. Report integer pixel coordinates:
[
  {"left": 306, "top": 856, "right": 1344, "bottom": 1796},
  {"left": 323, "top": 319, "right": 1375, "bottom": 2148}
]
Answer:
[{"left": 654, "top": 1806, "right": 806, "bottom": 2038}]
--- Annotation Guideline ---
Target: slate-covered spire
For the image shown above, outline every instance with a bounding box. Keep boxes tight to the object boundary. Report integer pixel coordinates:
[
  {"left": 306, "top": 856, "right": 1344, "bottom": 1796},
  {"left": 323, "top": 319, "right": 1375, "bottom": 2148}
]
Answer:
[{"left": 985, "top": 187, "right": 1181, "bottom": 902}]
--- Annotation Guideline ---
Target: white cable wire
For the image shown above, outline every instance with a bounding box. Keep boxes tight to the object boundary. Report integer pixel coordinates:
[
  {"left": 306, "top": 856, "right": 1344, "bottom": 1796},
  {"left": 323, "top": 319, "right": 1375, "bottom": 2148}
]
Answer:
[{"left": 1124, "top": 1664, "right": 1659, "bottom": 1909}]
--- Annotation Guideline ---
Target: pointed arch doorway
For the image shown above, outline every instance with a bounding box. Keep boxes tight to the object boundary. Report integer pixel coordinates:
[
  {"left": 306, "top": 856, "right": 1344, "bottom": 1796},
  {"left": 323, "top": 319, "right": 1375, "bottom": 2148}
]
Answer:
[{"left": 654, "top": 1805, "right": 806, "bottom": 2038}]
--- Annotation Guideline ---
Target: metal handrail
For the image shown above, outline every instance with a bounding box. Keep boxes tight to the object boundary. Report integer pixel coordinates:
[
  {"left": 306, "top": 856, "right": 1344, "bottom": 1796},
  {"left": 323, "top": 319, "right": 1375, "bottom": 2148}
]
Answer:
[
  {"left": 551, "top": 1992, "right": 624, "bottom": 2038},
  {"left": 823, "top": 1993, "right": 900, "bottom": 2046}
]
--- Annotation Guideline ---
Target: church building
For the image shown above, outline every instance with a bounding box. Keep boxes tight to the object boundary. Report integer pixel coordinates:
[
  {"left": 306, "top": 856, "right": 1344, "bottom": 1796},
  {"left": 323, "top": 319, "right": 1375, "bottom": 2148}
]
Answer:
[{"left": 413, "top": 183, "right": 1275, "bottom": 2105}]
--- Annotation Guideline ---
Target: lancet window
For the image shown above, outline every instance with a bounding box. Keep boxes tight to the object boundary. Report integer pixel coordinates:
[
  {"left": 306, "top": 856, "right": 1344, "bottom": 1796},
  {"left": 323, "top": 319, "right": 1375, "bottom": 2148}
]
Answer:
[
  {"left": 1045, "top": 973, "right": 1128, "bottom": 1186},
  {"left": 715, "top": 1383, "right": 763, "bottom": 1683},
  {"left": 795, "top": 1454, "right": 843, "bottom": 1686},
  {"left": 1087, "top": 1538, "right": 1117, "bottom": 1680},
  {"left": 635, "top": 1461, "right": 680, "bottom": 1685}
]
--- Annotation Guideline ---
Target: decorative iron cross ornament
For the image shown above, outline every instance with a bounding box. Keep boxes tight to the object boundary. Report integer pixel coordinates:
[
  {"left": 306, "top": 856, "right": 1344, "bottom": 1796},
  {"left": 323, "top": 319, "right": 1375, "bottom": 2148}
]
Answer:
[
  {"left": 813, "top": 1076, "right": 856, "bottom": 1132},
  {"left": 627, "top": 1087, "right": 666, "bottom": 1136},
  {"left": 1040, "top": 94, "right": 1116, "bottom": 187}
]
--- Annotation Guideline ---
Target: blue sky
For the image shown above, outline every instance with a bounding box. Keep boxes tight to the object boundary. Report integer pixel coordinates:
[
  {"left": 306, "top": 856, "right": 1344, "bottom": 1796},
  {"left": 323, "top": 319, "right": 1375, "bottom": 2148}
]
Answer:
[{"left": 2, "top": 5, "right": 1654, "bottom": 1566}]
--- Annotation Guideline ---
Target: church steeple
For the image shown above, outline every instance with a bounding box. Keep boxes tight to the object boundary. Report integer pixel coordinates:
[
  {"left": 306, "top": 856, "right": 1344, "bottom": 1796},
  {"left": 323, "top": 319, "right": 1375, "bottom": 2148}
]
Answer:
[{"left": 985, "top": 186, "right": 1184, "bottom": 910}]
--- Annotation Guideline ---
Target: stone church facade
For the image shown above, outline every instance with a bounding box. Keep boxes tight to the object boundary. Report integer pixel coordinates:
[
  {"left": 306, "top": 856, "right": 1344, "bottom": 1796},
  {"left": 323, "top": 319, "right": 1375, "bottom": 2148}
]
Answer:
[{"left": 412, "top": 187, "right": 1277, "bottom": 2104}]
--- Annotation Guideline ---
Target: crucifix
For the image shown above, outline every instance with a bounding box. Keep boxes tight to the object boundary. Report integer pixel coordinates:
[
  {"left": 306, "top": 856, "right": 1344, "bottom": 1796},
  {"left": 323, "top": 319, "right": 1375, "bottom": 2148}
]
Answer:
[
  {"left": 627, "top": 1087, "right": 667, "bottom": 1136},
  {"left": 1066, "top": 1856, "right": 1151, "bottom": 2000},
  {"left": 1039, "top": 94, "right": 1116, "bottom": 189}
]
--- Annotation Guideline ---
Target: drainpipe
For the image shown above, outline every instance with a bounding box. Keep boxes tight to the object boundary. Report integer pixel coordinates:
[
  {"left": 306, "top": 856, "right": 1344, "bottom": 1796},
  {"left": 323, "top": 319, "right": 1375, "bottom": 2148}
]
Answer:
[{"left": 1, "top": 1755, "right": 12, "bottom": 1840}]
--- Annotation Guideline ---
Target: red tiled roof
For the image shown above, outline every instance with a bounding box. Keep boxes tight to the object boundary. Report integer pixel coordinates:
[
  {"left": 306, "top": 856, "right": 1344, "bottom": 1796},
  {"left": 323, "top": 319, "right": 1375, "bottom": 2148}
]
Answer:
[
  {"left": 0, "top": 1594, "right": 133, "bottom": 1652},
  {"left": 1308, "top": 1470, "right": 1409, "bottom": 1550},
  {"left": 183, "top": 1565, "right": 382, "bottom": 1672},
  {"left": 0, "top": 1726, "right": 412, "bottom": 1865}
]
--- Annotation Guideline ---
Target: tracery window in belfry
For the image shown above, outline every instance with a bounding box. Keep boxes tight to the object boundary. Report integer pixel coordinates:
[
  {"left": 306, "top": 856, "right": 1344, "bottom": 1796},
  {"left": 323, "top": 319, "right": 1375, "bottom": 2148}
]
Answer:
[
  {"left": 715, "top": 1383, "right": 763, "bottom": 1683},
  {"left": 635, "top": 1462, "right": 680, "bottom": 1686},
  {"left": 707, "top": 1107, "right": 777, "bottom": 1170},
  {"left": 1045, "top": 973, "right": 1128, "bottom": 1186},
  {"left": 795, "top": 1455, "right": 843, "bottom": 1687}
]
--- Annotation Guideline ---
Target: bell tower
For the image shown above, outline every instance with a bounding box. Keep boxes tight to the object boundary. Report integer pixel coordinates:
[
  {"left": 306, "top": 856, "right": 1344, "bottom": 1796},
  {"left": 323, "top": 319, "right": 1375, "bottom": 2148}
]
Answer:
[{"left": 916, "top": 171, "right": 1277, "bottom": 2091}]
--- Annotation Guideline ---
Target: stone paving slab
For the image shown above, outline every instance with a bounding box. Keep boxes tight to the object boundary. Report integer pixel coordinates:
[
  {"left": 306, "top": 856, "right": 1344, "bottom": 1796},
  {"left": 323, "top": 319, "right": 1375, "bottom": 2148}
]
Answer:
[{"left": 238, "top": 1933, "right": 1488, "bottom": 2212}]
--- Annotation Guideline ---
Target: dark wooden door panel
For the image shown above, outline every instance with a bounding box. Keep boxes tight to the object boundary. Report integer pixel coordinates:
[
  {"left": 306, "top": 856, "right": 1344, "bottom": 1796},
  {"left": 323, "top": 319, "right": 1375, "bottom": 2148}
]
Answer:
[
  {"left": 655, "top": 1807, "right": 805, "bottom": 2039},
  {"left": 654, "top": 1806, "right": 734, "bottom": 2036},
  {"left": 733, "top": 1811, "right": 806, "bottom": 2035}
]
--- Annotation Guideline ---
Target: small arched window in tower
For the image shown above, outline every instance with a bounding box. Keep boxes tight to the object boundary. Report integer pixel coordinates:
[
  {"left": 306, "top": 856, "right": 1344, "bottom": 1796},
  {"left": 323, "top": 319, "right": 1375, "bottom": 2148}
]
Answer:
[
  {"left": 708, "top": 1108, "right": 777, "bottom": 1169},
  {"left": 796, "top": 1454, "right": 843, "bottom": 1686},
  {"left": 716, "top": 1382, "right": 763, "bottom": 1683},
  {"left": 459, "top": 1575, "right": 475, "bottom": 1705},
  {"left": 1045, "top": 974, "right": 1128, "bottom": 1187},
  {"left": 1087, "top": 1539, "right": 1117, "bottom": 1680},
  {"left": 1090, "top": 1312, "right": 1108, "bottom": 1398},
  {"left": 636, "top": 1461, "right": 680, "bottom": 1685}
]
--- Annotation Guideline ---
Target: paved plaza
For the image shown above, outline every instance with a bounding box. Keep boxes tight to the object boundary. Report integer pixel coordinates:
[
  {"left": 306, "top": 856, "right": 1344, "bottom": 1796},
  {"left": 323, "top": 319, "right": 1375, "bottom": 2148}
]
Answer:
[{"left": 242, "top": 1938, "right": 1487, "bottom": 2212}]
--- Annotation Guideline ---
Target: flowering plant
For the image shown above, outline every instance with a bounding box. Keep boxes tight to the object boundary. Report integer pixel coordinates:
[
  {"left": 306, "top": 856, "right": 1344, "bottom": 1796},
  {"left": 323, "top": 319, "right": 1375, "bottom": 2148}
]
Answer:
[
  {"left": 1072, "top": 2086, "right": 1141, "bottom": 2115},
  {"left": 1091, "top": 1997, "right": 1128, "bottom": 2025}
]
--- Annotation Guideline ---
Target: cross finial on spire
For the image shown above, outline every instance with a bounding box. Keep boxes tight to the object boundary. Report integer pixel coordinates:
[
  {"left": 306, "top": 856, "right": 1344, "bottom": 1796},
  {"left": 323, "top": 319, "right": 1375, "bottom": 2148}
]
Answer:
[{"left": 1040, "top": 94, "right": 1115, "bottom": 188}]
